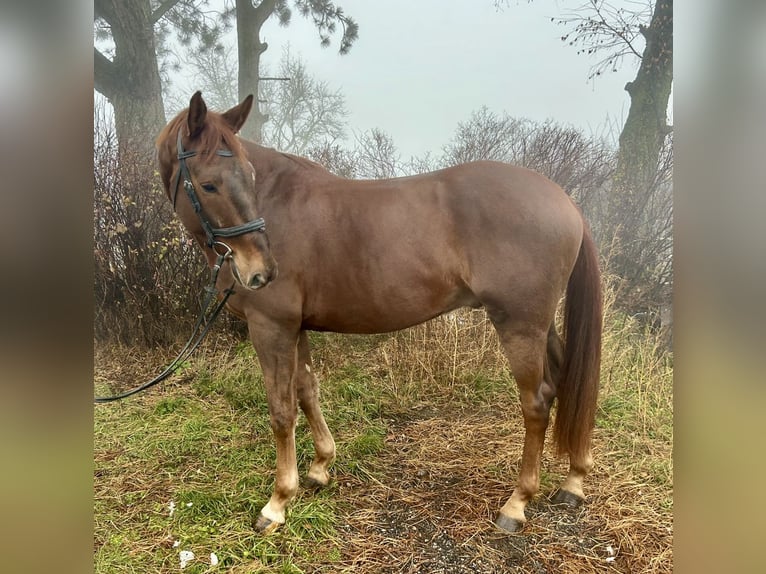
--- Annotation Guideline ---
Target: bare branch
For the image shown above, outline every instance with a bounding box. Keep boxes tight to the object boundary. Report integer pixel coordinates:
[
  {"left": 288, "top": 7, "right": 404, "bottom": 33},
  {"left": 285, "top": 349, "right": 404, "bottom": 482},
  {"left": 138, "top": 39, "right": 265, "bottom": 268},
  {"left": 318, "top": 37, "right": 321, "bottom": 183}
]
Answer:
[
  {"left": 94, "top": 47, "right": 119, "bottom": 99},
  {"left": 555, "top": 0, "right": 652, "bottom": 79},
  {"left": 151, "top": 0, "right": 180, "bottom": 25},
  {"left": 258, "top": 49, "right": 348, "bottom": 154}
]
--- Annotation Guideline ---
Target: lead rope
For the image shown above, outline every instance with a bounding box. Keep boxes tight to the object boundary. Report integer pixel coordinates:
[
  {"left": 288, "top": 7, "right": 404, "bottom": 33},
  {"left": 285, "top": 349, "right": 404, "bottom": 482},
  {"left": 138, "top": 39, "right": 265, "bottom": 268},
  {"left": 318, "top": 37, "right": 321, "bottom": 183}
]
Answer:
[{"left": 94, "top": 245, "right": 235, "bottom": 403}]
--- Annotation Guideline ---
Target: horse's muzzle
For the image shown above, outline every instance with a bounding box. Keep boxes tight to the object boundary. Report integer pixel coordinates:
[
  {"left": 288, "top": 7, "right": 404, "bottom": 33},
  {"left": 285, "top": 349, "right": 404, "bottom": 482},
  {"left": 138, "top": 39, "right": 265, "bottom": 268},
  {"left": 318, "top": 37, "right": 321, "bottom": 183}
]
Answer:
[
  {"left": 247, "top": 267, "right": 277, "bottom": 289},
  {"left": 237, "top": 262, "right": 277, "bottom": 290}
]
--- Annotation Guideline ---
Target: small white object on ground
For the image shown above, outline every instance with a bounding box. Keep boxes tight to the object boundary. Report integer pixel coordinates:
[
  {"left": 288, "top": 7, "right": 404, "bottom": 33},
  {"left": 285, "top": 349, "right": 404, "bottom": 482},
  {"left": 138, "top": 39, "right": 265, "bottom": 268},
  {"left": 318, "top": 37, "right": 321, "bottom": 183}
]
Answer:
[{"left": 179, "top": 550, "right": 195, "bottom": 569}]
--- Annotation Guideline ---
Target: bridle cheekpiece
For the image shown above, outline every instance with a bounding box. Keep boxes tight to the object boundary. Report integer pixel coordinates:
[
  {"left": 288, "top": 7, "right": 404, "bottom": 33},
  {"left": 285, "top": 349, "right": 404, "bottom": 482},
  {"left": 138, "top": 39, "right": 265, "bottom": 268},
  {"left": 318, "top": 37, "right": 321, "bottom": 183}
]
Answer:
[{"left": 171, "top": 130, "right": 266, "bottom": 251}]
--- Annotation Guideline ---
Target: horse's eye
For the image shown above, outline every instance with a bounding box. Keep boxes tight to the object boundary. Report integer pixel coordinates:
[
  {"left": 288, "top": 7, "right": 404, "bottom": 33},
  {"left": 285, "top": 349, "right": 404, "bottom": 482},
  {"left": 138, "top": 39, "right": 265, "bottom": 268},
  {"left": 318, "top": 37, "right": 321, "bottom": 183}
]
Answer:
[{"left": 201, "top": 183, "right": 217, "bottom": 193}]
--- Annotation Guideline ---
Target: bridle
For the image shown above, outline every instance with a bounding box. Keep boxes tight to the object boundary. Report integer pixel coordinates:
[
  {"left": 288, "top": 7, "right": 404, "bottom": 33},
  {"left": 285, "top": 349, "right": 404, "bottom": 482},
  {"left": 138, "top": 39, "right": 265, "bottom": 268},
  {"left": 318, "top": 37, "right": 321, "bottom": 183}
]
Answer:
[
  {"left": 171, "top": 130, "right": 266, "bottom": 251},
  {"left": 93, "top": 132, "right": 268, "bottom": 403}
]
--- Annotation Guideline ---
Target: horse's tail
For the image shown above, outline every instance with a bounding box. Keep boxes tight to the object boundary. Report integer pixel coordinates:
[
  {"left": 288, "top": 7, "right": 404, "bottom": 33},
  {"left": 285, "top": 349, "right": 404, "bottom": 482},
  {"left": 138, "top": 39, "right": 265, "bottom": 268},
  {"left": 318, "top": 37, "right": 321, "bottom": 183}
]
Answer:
[{"left": 552, "top": 222, "right": 602, "bottom": 460}]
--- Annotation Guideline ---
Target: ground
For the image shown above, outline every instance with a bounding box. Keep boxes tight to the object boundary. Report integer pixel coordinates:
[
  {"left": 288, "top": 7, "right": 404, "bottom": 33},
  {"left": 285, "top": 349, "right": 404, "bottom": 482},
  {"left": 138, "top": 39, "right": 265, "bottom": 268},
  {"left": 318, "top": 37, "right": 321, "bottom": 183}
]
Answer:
[
  {"left": 94, "top": 311, "right": 672, "bottom": 573},
  {"left": 329, "top": 407, "right": 668, "bottom": 573}
]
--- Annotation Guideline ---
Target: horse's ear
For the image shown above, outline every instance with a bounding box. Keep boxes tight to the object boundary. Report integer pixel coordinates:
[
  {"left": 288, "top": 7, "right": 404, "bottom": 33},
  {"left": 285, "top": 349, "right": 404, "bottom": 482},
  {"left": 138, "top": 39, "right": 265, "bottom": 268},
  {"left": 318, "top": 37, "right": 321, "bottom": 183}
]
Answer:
[
  {"left": 221, "top": 95, "right": 254, "bottom": 134},
  {"left": 187, "top": 91, "right": 207, "bottom": 138}
]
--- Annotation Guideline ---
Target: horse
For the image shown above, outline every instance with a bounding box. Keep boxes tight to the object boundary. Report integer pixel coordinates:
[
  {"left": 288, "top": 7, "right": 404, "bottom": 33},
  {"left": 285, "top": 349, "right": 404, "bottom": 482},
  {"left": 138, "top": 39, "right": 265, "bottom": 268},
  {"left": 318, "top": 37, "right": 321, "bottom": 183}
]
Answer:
[{"left": 155, "top": 92, "right": 602, "bottom": 534}]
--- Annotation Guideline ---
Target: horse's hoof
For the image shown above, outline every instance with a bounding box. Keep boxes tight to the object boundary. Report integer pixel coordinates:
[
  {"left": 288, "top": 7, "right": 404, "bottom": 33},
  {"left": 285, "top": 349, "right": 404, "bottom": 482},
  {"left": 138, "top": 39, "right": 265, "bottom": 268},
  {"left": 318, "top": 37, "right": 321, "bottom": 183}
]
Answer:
[
  {"left": 253, "top": 512, "right": 282, "bottom": 535},
  {"left": 551, "top": 489, "right": 585, "bottom": 508},
  {"left": 495, "top": 513, "right": 524, "bottom": 533},
  {"left": 302, "top": 476, "right": 328, "bottom": 490}
]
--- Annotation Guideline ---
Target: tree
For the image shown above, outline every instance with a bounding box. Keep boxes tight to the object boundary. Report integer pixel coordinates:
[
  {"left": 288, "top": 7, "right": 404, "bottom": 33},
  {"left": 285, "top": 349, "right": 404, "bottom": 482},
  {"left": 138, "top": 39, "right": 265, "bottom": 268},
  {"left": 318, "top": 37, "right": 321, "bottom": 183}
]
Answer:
[
  {"left": 443, "top": 108, "right": 615, "bottom": 210},
  {"left": 234, "top": 0, "right": 358, "bottom": 141},
  {"left": 95, "top": 0, "right": 233, "bottom": 158},
  {"left": 261, "top": 50, "right": 348, "bottom": 153},
  {"left": 556, "top": 0, "right": 673, "bottom": 313},
  {"left": 442, "top": 106, "right": 528, "bottom": 166},
  {"left": 609, "top": 0, "right": 672, "bottom": 254},
  {"left": 94, "top": 0, "right": 166, "bottom": 159},
  {"left": 556, "top": 0, "right": 653, "bottom": 80},
  {"left": 351, "top": 129, "right": 401, "bottom": 179},
  {"left": 183, "top": 43, "right": 240, "bottom": 113},
  {"left": 94, "top": 0, "right": 235, "bottom": 346},
  {"left": 182, "top": 45, "right": 349, "bottom": 153},
  {"left": 94, "top": 1, "right": 356, "bottom": 151}
]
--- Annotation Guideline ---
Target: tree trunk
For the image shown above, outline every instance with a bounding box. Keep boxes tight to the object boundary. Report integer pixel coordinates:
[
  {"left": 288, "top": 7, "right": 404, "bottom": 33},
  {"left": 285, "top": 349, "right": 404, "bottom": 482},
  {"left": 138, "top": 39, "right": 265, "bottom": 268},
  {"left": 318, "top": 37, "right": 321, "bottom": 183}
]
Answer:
[
  {"left": 94, "top": 0, "right": 170, "bottom": 346},
  {"left": 607, "top": 0, "right": 673, "bottom": 308},
  {"left": 236, "top": 0, "right": 276, "bottom": 142},
  {"left": 94, "top": 0, "right": 166, "bottom": 161}
]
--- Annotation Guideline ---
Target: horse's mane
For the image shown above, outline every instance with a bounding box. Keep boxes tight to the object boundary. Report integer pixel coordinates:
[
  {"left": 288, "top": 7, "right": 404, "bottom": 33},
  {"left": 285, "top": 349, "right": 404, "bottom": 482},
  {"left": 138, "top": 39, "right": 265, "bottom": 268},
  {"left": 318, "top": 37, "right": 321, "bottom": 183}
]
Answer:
[
  {"left": 155, "top": 109, "right": 248, "bottom": 165},
  {"left": 278, "top": 151, "right": 329, "bottom": 173}
]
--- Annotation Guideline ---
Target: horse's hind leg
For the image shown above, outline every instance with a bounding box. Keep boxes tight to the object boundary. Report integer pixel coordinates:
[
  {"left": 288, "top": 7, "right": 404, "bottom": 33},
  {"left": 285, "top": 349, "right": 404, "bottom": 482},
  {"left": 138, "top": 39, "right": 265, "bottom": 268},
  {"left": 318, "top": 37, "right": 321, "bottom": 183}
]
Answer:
[
  {"left": 551, "top": 451, "right": 593, "bottom": 507},
  {"left": 492, "top": 319, "right": 556, "bottom": 533},
  {"left": 296, "top": 331, "right": 336, "bottom": 488}
]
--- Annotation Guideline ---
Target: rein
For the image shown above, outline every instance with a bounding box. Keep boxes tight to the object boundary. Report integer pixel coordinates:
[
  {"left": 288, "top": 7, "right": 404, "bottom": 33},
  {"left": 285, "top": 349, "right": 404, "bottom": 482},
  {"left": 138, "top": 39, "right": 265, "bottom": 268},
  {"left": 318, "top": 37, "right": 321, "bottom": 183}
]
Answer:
[
  {"left": 94, "top": 131, "right": 267, "bottom": 403},
  {"left": 94, "top": 246, "right": 234, "bottom": 403}
]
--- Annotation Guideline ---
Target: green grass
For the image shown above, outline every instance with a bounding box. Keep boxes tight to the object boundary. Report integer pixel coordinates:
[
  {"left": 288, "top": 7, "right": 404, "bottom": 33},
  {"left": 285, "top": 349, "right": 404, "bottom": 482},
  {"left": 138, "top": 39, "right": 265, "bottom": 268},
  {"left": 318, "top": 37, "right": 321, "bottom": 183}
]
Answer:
[
  {"left": 95, "top": 300, "right": 673, "bottom": 573},
  {"left": 94, "top": 339, "right": 392, "bottom": 573},
  {"left": 595, "top": 311, "right": 674, "bottom": 497},
  {"left": 95, "top": 395, "right": 349, "bottom": 572}
]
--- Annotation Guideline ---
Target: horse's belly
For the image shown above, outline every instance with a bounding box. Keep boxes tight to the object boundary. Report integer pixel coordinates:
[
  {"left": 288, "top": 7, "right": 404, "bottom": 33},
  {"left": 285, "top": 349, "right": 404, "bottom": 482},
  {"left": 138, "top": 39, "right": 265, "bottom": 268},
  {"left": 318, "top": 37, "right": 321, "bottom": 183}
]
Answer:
[{"left": 302, "top": 284, "right": 477, "bottom": 334}]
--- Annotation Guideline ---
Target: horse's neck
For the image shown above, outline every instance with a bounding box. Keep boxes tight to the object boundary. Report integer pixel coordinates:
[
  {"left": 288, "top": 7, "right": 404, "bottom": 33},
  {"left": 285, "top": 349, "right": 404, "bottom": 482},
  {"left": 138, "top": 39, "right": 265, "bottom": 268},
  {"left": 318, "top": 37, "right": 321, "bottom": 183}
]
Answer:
[
  {"left": 243, "top": 140, "right": 335, "bottom": 182},
  {"left": 240, "top": 140, "right": 278, "bottom": 171}
]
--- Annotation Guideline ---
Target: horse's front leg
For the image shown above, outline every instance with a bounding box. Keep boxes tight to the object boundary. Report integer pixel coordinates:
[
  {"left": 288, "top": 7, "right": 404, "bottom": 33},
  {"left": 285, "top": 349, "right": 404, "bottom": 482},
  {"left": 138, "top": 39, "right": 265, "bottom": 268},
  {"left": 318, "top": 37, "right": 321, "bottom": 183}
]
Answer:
[
  {"left": 249, "top": 320, "right": 301, "bottom": 534},
  {"left": 296, "top": 331, "right": 336, "bottom": 488}
]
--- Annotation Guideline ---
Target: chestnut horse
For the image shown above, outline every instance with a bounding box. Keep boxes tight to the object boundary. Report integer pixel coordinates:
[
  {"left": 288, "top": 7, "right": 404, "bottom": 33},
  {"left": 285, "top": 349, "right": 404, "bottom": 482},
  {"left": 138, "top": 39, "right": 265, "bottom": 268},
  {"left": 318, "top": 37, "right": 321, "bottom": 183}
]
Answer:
[{"left": 155, "top": 92, "right": 602, "bottom": 534}]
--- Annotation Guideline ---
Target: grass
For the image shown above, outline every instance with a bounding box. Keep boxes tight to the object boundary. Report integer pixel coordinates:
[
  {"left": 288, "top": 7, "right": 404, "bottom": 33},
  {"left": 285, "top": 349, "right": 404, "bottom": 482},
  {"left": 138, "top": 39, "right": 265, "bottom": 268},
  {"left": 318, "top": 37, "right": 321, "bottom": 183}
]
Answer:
[{"left": 94, "top": 284, "right": 672, "bottom": 573}]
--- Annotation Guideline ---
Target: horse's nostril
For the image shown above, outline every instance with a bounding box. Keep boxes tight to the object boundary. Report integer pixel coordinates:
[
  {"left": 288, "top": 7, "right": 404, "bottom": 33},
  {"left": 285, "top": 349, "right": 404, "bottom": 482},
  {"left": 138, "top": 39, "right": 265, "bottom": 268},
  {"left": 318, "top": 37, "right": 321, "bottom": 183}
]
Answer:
[{"left": 249, "top": 273, "right": 265, "bottom": 288}]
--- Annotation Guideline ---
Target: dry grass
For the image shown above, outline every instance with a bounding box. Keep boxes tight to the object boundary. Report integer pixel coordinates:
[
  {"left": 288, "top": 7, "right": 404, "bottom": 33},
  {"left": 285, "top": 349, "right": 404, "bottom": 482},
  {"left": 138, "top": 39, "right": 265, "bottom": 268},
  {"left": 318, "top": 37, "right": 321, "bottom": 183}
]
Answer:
[
  {"left": 94, "top": 280, "right": 672, "bottom": 573},
  {"left": 329, "top": 407, "right": 671, "bottom": 573}
]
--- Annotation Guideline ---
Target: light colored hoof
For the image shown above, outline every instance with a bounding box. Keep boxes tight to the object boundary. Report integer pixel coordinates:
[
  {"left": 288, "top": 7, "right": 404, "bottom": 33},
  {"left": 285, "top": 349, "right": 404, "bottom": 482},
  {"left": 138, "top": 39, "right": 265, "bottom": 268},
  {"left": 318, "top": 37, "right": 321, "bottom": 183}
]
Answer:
[
  {"left": 551, "top": 489, "right": 585, "bottom": 508},
  {"left": 253, "top": 512, "right": 282, "bottom": 535},
  {"left": 495, "top": 512, "right": 525, "bottom": 533}
]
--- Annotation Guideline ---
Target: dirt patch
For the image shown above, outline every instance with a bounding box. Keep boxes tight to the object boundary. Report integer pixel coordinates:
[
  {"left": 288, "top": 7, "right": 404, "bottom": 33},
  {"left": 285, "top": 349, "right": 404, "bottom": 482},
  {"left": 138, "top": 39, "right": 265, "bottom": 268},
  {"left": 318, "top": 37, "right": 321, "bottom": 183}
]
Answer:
[{"left": 334, "top": 410, "right": 668, "bottom": 573}]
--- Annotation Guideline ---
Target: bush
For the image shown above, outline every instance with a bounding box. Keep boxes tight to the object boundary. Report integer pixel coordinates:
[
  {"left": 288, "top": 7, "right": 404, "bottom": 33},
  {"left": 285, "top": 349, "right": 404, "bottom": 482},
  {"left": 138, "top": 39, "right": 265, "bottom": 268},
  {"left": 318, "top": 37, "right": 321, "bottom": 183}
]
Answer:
[{"left": 93, "top": 111, "right": 212, "bottom": 346}]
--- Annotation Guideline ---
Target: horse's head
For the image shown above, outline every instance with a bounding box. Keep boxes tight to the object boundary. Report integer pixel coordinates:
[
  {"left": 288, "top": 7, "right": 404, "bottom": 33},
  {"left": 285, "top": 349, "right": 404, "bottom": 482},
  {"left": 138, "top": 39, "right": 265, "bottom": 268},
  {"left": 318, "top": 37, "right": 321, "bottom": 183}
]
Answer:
[{"left": 156, "top": 92, "right": 277, "bottom": 290}]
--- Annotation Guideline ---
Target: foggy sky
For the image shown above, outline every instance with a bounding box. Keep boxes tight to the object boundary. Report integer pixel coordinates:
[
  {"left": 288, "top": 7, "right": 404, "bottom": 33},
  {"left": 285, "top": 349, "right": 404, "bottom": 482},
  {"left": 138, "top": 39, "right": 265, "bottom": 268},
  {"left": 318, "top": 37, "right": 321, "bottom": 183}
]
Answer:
[{"left": 252, "top": 0, "right": 643, "bottom": 158}]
